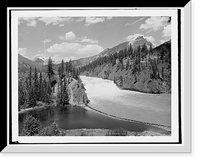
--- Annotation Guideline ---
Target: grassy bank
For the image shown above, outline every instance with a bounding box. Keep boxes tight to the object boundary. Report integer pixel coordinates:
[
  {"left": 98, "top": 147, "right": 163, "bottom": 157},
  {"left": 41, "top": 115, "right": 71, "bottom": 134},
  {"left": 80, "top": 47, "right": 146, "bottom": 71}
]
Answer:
[
  {"left": 63, "top": 128, "right": 171, "bottom": 136},
  {"left": 19, "top": 115, "right": 171, "bottom": 136}
]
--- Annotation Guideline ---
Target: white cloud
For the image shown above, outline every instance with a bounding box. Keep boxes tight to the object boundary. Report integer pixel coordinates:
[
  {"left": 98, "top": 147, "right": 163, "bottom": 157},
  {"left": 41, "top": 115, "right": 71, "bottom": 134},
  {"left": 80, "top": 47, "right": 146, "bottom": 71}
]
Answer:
[
  {"left": 65, "top": 32, "right": 76, "bottom": 41},
  {"left": 46, "top": 42, "right": 103, "bottom": 58},
  {"left": 162, "top": 24, "right": 171, "bottom": 37},
  {"left": 107, "top": 17, "right": 113, "bottom": 20},
  {"left": 145, "top": 36, "right": 156, "bottom": 43},
  {"left": 140, "top": 16, "right": 170, "bottom": 32},
  {"left": 81, "top": 37, "right": 98, "bottom": 44},
  {"left": 85, "top": 17, "right": 105, "bottom": 26},
  {"left": 84, "top": 17, "right": 112, "bottom": 26},
  {"left": 125, "top": 17, "right": 145, "bottom": 27},
  {"left": 160, "top": 40, "right": 166, "bottom": 44},
  {"left": 58, "top": 35, "right": 66, "bottom": 40},
  {"left": 18, "top": 47, "right": 27, "bottom": 56},
  {"left": 76, "top": 17, "right": 86, "bottom": 22},
  {"left": 58, "top": 33, "right": 99, "bottom": 44},
  {"left": 18, "top": 17, "right": 37, "bottom": 27},
  {"left": 59, "top": 24, "right": 64, "bottom": 27},
  {"left": 38, "top": 17, "right": 74, "bottom": 25},
  {"left": 41, "top": 39, "right": 52, "bottom": 43}
]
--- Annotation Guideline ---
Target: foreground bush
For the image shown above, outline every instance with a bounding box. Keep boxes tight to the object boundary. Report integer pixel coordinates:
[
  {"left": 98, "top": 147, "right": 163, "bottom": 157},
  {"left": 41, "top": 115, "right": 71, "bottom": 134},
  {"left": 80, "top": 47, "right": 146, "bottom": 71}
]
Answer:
[
  {"left": 38, "top": 122, "right": 65, "bottom": 136},
  {"left": 20, "top": 115, "right": 42, "bottom": 136},
  {"left": 106, "top": 127, "right": 128, "bottom": 136}
]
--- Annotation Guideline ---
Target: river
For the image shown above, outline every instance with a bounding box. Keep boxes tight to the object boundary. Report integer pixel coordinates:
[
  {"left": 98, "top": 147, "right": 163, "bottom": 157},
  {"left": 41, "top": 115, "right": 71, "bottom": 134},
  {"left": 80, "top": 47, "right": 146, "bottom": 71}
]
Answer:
[
  {"left": 80, "top": 76, "right": 171, "bottom": 127},
  {"left": 19, "top": 76, "right": 171, "bottom": 134}
]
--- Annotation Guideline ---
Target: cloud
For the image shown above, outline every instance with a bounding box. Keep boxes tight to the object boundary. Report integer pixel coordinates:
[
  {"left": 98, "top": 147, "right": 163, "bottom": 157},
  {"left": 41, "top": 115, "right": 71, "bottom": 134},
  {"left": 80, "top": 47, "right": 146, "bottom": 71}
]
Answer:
[
  {"left": 160, "top": 40, "right": 167, "bottom": 44},
  {"left": 38, "top": 17, "right": 74, "bottom": 25},
  {"left": 162, "top": 24, "right": 171, "bottom": 37},
  {"left": 140, "top": 16, "right": 170, "bottom": 32},
  {"left": 65, "top": 32, "right": 76, "bottom": 41},
  {"left": 18, "top": 17, "right": 37, "bottom": 27},
  {"left": 75, "top": 17, "right": 86, "bottom": 22},
  {"left": 46, "top": 42, "right": 103, "bottom": 58},
  {"left": 41, "top": 39, "right": 52, "bottom": 43},
  {"left": 81, "top": 37, "right": 98, "bottom": 44},
  {"left": 59, "top": 24, "right": 64, "bottom": 27},
  {"left": 125, "top": 17, "right": 145, "bottom": 26},
  {"left": 145, "top": 36, "right": 156, "bottom": 43},
  {"left": 58, "top": 32, "right": 98, "bottom": 44},
  {"left": 84, "top": 17, "right": 112, "bottom": 26},
  {"left": 58, "top": 32, "right": 76, "bottom": 41},
  {"left": 107, "top": 17, "right": 113, "bottom": 20},
  {"left": 18, "top": 47, "right": 28, "bottom": 56}
]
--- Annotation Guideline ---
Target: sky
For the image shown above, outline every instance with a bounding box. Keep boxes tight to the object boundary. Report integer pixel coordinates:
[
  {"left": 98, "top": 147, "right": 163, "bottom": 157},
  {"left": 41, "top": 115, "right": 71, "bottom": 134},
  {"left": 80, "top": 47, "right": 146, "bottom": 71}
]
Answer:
[{"left": 18, "top": 16, "right": 171, "bottom": 63}]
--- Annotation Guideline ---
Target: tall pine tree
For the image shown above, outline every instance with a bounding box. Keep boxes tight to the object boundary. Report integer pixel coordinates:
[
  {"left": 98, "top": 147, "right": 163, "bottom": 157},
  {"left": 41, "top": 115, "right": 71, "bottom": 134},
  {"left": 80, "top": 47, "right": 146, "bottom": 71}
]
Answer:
[{"left": 47, "top": 57, "right": 54, "bottom": 83}]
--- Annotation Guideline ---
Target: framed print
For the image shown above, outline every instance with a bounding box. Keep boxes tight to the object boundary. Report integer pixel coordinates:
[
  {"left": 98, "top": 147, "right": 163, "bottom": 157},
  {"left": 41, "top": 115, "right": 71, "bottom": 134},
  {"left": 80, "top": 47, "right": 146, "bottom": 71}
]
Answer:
[{"left": 2, "top": 1, "right": 191, "bottom": 152}]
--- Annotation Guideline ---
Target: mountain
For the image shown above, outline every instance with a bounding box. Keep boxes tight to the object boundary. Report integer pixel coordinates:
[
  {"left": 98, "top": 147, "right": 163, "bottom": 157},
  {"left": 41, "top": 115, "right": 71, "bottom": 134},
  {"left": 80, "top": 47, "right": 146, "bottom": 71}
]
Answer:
[
  {"left": 18, "top": 54, "right": 43, "bottom": 72},
  {"left": 80, "top": 39, "right": 171, "bottom": 94},
  {"left": 153, "top": 40, "right": 171, "bottom": 56},
  {"left": 73, "top": 35, "right": 153, "bottom": 67},
  {"left": 34, "top": 56, "right": 45, "bottom": 65}
]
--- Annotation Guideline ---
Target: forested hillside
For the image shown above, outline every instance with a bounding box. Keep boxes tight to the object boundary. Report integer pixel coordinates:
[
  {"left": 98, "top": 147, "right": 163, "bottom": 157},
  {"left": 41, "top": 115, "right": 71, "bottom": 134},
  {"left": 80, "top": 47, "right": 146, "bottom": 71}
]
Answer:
[
  {"left": 80, "top": 40, "right": 171, "bottom": 94},
  {"left": 18, "top": 57, "right": 89, "bottom": 110}
]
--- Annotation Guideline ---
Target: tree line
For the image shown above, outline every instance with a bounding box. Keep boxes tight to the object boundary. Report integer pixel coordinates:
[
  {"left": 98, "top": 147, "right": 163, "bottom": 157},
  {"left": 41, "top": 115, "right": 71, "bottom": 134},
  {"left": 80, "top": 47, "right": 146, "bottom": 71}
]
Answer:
[
  {"left": 18, "top": 58, "right": 80, "bottom": 110},
  {"left": 80, "top": 43, "right": 170, "bottom": 80}
]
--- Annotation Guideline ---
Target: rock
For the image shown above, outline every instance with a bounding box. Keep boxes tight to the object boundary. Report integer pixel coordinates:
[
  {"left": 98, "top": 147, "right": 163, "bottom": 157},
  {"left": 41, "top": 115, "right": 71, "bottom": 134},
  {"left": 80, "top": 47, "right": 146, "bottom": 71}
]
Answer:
[{"left": 68, "top": 78, "right": 90, "bottom": 106}]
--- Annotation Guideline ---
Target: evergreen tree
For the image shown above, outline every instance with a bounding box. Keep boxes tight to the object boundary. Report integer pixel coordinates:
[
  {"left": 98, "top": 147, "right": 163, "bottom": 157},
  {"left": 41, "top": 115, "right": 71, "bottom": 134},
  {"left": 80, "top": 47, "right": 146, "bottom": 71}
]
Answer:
[
  {"left": 160, "top": 46, "right": 168, "bottom": 64},
  {"left": 61, "top": 59, "right": 65, "bottom": 79},
  {"left": 68, "top": 59, "right": 72, "bottom": 74},
  {"left": 28, "top": 87, "right": 36, "bottom": 107},
  {"left": 18, "top": 80, "right": 26, "bottom": 110},
  {"left": 65, "top": 61, "right": 69, "bottom": 76},
  {"left": 27, "top": 66, "right": 36, "bottom": 107},
  {"left": 33, "top": 67, "right": 39, "bottom": 101},
  {"left": 149, "top": 44, "right": 153, "bottom": 55},
  {"left": 62, "top": 77, "right": 69, "bottom": 106},
  {"left": 128, "top": 44, "right": 133, "bottom": 57},
  {"left": 47, "top": 57, "right": 54, "bottom": 82},
  {"left": 39, "top": 72, "right": 43, "bottom": 101},
  {"left": 141, "top": 43, "right": 148, "bottom": 60},
  {"left": 150, "top": 58, "right": 159, "bottom": 79},
  {"left": 126, "top": 59, "right": 130, "bottom": 70},
  {"left": 29, "top": 66, "right": 32, "bottom": 88},
  {"left": 137, "top": 45, "right": 141, "bottom": 72}
]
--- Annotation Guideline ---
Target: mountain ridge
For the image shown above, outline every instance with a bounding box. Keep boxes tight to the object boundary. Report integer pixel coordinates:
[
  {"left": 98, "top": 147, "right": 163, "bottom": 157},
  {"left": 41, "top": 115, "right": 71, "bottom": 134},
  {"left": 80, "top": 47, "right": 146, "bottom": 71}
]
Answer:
[{"left": 72, "top": 35, "right": 154, "bottom": 67}]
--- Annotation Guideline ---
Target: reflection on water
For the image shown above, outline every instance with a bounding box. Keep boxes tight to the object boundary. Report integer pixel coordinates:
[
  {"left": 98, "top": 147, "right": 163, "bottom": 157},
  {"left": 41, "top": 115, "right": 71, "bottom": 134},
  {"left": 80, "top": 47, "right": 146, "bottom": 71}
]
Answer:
[{"left": 19, "top": 106, "right": 167, "bottom": 134}]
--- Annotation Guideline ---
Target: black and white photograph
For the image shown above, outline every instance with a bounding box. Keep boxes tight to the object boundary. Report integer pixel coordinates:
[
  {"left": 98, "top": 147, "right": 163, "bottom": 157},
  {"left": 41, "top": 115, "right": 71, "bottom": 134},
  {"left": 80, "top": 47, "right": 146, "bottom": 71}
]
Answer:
[{"left": 4, "top": 5, "right": 192, "bottom": 152}]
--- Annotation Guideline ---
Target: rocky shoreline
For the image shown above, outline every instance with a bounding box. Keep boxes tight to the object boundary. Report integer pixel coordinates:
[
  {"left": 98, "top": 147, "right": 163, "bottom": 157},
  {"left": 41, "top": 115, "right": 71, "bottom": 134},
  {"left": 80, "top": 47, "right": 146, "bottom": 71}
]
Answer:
[{"left": 85, "top": 105, "right": 171, "bottom": 133}]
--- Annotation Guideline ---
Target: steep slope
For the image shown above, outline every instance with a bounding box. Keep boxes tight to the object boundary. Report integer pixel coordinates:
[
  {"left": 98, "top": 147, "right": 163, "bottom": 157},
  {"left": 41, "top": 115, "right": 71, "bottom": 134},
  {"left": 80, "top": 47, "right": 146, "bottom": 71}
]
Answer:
[
  {"left": 80, "top": 40, "right": 171, "bottom": 94},
  {"left": 72, "top": 35, "right": 153, "bottom": 67},
  {"left": 18, "top": 54, "right": 43, "bottom": 72}
]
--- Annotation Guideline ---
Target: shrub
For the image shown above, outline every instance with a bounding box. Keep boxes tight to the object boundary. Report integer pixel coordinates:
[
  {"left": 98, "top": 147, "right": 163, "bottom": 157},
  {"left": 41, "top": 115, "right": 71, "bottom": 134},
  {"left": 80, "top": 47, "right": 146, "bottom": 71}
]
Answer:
[
  {"left": 106, "top": 128, "right": 128, "bottom": 136},
  {"left": 38, "top": 122, "right": 65, "bottom": 136},
  {"left": 20, "top": 115, "right": 42, "bottom": 136}
]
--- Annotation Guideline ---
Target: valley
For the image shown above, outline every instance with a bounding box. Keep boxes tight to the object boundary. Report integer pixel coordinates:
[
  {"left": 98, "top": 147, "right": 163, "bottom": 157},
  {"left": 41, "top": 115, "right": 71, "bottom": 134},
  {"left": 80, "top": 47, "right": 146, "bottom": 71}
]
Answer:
[{"left": 18, "top": 35, "right": 171, "bottom": 136}]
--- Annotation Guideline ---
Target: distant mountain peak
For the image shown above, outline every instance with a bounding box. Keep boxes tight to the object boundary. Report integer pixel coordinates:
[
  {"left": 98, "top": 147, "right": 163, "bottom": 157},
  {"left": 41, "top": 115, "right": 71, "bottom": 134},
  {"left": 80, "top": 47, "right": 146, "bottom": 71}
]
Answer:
[
  {"left": 128, "top": 34, "right": 153, "bottom": 49},
  {"left": 127, "top": 34, "right": 144, "bottom": 42},
  {"left": 34, "top": 56, "right": 45, "bottom": 61},
  {"left": 33, "top": 56, "right": 45, "bottom": 65}
]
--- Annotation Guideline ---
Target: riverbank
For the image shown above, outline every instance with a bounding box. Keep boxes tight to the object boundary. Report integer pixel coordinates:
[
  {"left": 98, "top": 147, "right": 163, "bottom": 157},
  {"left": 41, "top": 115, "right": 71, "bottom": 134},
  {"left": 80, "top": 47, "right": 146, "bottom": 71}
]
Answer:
[
  {"left": 63, "top": 128, "right": 170, "bottom": 136},
  {"left": 85, "top": 105, "right": 171, "bottom": 132}
]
